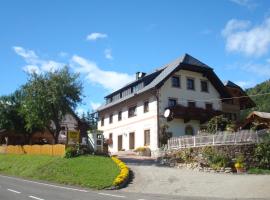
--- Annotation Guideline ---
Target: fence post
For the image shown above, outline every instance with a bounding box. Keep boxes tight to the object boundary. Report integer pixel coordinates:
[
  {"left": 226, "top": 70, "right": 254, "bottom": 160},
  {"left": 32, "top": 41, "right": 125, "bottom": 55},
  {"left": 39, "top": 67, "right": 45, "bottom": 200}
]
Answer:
[
  {"left": 212, "top": 135, "right": 215, "bottom": 145},
  {"left": 193, "top": 136, "right": 196, "bottom": 147}
]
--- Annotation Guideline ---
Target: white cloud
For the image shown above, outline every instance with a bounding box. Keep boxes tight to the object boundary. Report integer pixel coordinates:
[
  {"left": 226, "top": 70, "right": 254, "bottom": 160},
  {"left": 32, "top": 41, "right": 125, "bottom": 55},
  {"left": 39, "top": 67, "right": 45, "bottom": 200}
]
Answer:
[
  {"left": 222, "top": 18, "right": 270, "bottom": 56},
  {"left": 104, "top": 48, "right": 113, "bottom": 60},
  {"left": 71, "top": 55, "right": 133, "bottom": 91},
  {"left": 86, "top": 32, "right": 107, "bottom": 41},
  {"left": 228, "top": 59, "right": 270, "bottom": 77},
  {"left": 229, "top": 0, "right": 257, "bottom": 9},
  {"left": 22, "top": 65, "right": 41, "bottom": 74},
  {"left": 13, "top": 46, "right": 64, "bottom": 74},
  {"left": 234, "top": 80, "right": 255, "bottom": 88},
  {"left": 90, "top": 101, "right": 102, "bottom": 111}
]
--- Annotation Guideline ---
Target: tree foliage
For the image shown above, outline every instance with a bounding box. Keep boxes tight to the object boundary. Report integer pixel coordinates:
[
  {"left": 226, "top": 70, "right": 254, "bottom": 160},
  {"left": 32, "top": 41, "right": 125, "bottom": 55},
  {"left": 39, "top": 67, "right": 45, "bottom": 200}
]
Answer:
[
  {"left": 20, "top": 67, "right": 83, "bottom": 142},
  {"left": 81, "top": 111, "right": 98, "bottom": 131},
  {"left": 206, "top": 115, "right": 232, "bottom": 134},
  {"left": 240, "top": 79, "right": 270, "bottom": 120},
  {"left": 0, "top": 91, "right": 28, "bottom": 134}
]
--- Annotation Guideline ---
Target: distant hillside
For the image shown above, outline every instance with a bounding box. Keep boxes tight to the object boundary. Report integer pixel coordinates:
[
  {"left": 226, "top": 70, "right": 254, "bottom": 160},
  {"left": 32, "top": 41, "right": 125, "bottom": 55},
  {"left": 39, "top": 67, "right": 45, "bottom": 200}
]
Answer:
[{"left": 240, "top": 79, "right": 270, "bottom": 119}]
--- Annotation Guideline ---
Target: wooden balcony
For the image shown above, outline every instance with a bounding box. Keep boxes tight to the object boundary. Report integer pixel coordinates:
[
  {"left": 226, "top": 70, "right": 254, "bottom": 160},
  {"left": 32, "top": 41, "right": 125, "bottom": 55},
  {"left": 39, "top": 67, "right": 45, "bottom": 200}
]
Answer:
[{"left": 165, "top": 104, "right": 222, "bottom": 124}]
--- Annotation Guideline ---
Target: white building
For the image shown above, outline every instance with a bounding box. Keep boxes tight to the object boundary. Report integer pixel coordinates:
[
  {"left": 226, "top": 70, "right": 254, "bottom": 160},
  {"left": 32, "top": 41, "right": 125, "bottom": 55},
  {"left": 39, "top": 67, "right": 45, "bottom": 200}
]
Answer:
[{"left": 97, "top": 54, "right": 254, "bottom": 153}]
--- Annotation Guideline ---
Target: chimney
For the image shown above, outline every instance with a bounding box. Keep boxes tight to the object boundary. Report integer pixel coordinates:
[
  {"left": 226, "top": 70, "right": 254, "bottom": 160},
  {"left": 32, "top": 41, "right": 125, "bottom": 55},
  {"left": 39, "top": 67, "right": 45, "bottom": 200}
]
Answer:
[{"left": 136, "top": 72, "right": 146, "bottom": 80}]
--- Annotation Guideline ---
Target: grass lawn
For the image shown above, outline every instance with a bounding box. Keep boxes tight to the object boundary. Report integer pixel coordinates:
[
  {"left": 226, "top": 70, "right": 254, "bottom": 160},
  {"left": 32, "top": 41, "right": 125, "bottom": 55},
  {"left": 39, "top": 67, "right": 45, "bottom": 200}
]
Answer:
[
  {"left": 0, "top": 154, "right": 120, "bottom": 189},
  {"left": 247, "top": 168, "right": 270, "bottom": 175}
]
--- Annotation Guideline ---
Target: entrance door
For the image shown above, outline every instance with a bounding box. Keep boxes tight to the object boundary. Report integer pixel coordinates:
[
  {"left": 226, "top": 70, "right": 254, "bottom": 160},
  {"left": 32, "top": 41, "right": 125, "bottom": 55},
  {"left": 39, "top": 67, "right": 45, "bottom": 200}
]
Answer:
[
  {"left": 129, "top": 132, "right": 135, "bottom": 150},
  {"left": 118, "top": 135, "right": 123, "bottom": 151}
]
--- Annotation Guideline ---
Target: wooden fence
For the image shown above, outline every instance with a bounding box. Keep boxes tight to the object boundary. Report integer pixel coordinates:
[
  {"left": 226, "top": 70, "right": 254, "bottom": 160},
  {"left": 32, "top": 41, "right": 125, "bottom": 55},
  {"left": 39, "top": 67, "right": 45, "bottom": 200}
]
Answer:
[
  {"left": 0, "top": 144, "right": 65, "bottom": 156},
  {"left": 167, "top": 129, "right": 269, "bottom": 150}
]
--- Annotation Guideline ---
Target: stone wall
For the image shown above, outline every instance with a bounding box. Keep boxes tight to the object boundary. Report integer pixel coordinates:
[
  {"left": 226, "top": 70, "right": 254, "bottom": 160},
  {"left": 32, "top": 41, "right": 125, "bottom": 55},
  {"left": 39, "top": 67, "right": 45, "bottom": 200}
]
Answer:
[{"left": 159, "top": 144, "right": 257, "bottom": 172}]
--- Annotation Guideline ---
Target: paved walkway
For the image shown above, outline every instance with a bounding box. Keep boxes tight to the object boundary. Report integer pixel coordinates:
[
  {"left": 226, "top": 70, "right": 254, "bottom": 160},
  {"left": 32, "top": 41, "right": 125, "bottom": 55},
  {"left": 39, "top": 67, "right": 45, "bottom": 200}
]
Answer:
[{"left": 119, "top": 156, "right": 270, "bottom": 199}]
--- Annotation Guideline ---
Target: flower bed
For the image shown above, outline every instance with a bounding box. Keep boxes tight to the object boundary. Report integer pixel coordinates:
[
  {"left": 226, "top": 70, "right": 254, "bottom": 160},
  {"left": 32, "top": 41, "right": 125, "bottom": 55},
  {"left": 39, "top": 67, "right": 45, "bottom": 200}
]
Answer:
[{"left": 111, "top": 157, "right": 129, "bottom": 188}]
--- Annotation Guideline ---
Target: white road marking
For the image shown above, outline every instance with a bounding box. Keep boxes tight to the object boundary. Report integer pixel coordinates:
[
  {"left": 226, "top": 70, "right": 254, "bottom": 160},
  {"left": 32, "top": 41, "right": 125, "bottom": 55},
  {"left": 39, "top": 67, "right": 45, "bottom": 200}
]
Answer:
[
  {"left": 29, "top": 196, "right": 44, "bottom": 200},
  {"left": 7, "top": 188, "right": 21, "bottom": 194},
  {"left": 98, "top": 192, "right": 126, "bottom": 198},
  {"left": 0, "top": 175, "right": 88, "bottom": 192}
]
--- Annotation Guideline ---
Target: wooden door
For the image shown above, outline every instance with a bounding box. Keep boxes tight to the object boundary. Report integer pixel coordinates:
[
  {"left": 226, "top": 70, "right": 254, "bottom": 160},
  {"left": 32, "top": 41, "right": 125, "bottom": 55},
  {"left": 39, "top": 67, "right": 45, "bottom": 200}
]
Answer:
[
  {"left": 118, "top": 135, "right": 123, "bottom": 151},
  {"left": 129, "top": 132, "right": 135, "bottom": 150}
]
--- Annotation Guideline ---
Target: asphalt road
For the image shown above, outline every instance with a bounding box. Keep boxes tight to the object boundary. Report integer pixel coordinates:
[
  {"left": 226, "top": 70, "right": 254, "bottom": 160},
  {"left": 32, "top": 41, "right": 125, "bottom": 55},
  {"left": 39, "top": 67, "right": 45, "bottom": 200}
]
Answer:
[{"left": 0, "top": 174, "right": 266, "bottom": 200}]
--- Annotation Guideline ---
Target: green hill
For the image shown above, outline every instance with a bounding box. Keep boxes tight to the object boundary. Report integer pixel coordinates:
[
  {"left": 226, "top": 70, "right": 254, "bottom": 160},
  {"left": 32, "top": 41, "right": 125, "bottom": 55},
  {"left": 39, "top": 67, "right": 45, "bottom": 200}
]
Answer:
[{"left": 240, "top": 79, "right": 270, "bottom": 119}]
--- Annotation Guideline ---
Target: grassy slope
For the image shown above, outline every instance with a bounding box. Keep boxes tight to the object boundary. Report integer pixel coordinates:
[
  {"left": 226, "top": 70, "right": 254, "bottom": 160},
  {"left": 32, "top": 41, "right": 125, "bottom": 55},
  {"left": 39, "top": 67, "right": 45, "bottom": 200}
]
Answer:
[{"left": 0, "top": 155, "right": 119, "bottom": 189}]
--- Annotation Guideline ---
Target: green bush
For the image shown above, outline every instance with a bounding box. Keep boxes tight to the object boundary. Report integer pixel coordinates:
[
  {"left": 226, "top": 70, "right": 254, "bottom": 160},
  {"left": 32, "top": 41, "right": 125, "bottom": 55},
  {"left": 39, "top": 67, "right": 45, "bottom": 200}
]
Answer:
[
  {"left": 176, "top": 148, "right": 194, "bottom": 163},
  {"left": 64, "top": 147, "right": 77, "bottom": 158},
  {"left": 254, "top": 134, "right": 270, "bottom": 169},
  {"left": 202, "top": 146, "right": 230, "bottom": 169}
]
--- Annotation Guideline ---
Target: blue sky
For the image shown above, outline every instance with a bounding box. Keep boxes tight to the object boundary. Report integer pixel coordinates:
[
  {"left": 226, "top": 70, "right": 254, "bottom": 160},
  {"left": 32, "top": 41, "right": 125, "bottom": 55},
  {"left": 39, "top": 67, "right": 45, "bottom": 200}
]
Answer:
[{"left": 1, "top": 0, "right": 270, "bottom": 115}]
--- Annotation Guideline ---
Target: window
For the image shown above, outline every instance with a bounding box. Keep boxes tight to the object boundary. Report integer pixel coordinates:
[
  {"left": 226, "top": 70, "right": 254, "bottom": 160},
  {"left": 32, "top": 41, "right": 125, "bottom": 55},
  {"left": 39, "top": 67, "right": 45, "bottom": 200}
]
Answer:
[
  {"left": 144, "top": 130, "right": 150, "bottom": 146},
  {"left": 205, "top": 103, "right": 213, "bottom": 110},
  {"left": 185, "top": 125, "right": 194, "bottom": 135},
  {"left": 144, "top": 101, "right": 149, "bottom": 113},
  {"left": 109, "top": 114, "right": 113, "bottom": 124},
  {"left": 187, "top": 78, "right": 195, "bottom": 90},
  {"left": 201, "top": 80, "right": 208, "bottom": 92},
  {"left": 118, "top": 111, "right": 122, "bottom": 121},
  {"left": 128, "top": 106, "right": 137, "bottom": 118},
  {"left": 171, "top": 76, "right": 180, "bottom": 88},
  {"left": 188, "top": 101, "right": 196, "bottom": 108},
  {"left": 101, "top": 117, "right": 104, "bottom": 126},
  {"left": 168, "top": 98, "right": 177, "bottom": 107}
]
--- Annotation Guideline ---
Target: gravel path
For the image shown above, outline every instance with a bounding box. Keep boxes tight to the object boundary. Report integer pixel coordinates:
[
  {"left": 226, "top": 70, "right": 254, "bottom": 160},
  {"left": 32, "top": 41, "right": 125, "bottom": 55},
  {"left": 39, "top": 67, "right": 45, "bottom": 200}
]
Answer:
[{"left": 120, "top": 159, "right": 270, "bottom": 199}]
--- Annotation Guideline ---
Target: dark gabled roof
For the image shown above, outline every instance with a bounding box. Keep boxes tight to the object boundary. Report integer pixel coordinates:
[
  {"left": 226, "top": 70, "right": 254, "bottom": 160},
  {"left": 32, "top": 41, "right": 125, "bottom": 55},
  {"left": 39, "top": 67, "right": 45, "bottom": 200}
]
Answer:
[
  {"left": 97, "top": 53, "right": 231, "bottom": 111},
  {"left": 224, "top": 80, "right": 242, "bottom": 89},
  {"left": 105, "top": 69, "right": 162, "bottom": 98},
  {"left": 224, "top": 80, "right": 256, "bottom": 109}
]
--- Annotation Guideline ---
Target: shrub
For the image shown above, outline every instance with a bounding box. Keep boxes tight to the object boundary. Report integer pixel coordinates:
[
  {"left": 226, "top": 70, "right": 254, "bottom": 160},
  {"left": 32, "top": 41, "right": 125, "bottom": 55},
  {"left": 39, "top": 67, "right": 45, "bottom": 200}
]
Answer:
[
  {"left": 202, "top": 146, "right": 230, "bottom": 169},
  {"left": 64, "top": 147, "right": 77, "bottom": 158},
  {"left": 254, "top": 134, "right": 270, "bottom": 169},
  {"left": 176, "top": 148, "right": 194, "bottom": 163},
  {"left": 134, "top": 147, "right": 151, "bottom": 156}
]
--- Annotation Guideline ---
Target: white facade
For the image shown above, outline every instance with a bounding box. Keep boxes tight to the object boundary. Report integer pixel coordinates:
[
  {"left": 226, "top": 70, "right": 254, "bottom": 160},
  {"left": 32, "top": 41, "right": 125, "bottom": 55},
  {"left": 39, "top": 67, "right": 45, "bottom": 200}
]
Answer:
[
  {"left": 158, "top": 69, "right": 222, "bottom": 137},
  {"left": 98, "top": 69, "right": 222, "bottom": 153},
  {"left": 98, "top": 93, "right": 158, "bottom": 153},
  {"left": 97, "top": 54, "right": 228, "bottom": 153}
]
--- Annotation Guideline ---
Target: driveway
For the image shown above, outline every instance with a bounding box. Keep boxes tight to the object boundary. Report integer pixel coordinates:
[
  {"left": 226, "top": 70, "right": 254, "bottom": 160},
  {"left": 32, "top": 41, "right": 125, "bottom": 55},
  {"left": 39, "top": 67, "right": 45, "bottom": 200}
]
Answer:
[{"left": 119, "top": 156, "right": 270, "bottom": 199}]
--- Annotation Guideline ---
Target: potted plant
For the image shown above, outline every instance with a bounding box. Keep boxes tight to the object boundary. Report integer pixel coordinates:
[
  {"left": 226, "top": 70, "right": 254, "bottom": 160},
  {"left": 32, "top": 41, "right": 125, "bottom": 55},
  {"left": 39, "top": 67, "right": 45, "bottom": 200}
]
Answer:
[{"left": 234, "top": 154, "right": 246, "bottom": 173}]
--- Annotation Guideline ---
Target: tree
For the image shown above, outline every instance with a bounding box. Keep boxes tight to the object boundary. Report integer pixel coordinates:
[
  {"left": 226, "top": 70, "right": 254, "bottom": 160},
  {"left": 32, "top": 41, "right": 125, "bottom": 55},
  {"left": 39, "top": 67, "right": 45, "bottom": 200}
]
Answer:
[
  {"left": 206, "top": 115, "right": 232, "bottom": 134},
  {"left": 82, "top": 111, "right": 98, "bottom": 131},
  {"left": 0, "top": 91, "right": 28, "bottom": 134},
  {"left": 20, "top": 67, "right": 83, "bottom": 143}
]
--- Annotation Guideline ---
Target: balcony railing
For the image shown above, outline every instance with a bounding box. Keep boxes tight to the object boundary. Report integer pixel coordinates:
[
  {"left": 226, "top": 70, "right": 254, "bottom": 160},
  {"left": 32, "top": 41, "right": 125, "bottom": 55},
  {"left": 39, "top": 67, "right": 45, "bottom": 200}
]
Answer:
[{"left": 165, "top": 104, "right": 222, "bottom": 124}]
